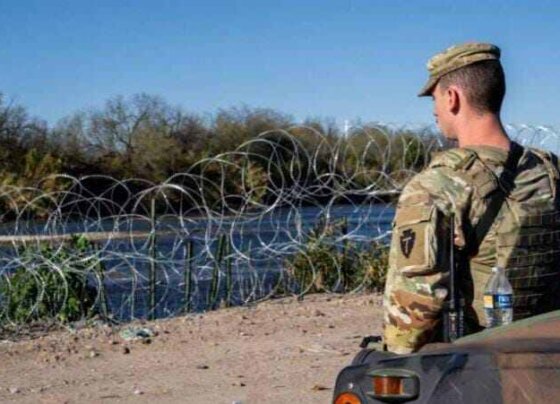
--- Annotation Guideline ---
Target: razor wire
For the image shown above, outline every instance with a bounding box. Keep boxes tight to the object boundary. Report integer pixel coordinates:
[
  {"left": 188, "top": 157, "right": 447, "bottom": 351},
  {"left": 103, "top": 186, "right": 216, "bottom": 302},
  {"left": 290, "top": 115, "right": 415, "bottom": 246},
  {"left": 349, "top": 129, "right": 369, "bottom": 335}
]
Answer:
[{"left": 0, "top": 124, "right": 558, "bottom": 330}]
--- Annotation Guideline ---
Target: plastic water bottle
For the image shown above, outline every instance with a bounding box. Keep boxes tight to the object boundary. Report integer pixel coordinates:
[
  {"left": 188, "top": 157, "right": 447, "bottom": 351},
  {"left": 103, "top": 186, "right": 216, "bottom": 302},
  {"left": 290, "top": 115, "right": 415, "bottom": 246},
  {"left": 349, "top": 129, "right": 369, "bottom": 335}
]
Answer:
[{"left": 483, "top": 266, "right": 513, "bottom": 328}]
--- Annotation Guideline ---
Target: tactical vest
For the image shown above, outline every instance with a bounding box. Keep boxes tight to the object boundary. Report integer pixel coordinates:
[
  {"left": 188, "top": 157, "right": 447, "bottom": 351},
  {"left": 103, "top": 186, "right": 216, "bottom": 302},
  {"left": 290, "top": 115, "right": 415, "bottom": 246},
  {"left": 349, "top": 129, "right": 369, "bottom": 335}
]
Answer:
[{"left": 429, "top": 146, "right": 560, "bottom": 323}]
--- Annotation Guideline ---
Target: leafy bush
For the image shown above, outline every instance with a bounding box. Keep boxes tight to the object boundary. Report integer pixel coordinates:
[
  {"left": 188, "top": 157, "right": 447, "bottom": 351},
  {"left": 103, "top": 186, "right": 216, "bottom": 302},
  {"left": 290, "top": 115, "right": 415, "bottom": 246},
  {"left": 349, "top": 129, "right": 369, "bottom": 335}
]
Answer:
[
  {"left": 356, "top": 241, "right": 390, "bottom": 291},
  {"left": 286, "top": 218, "right": 389, "bottom": 294},
  {"left": 0, "top": 235, "right": 101, "bottom": 325}
]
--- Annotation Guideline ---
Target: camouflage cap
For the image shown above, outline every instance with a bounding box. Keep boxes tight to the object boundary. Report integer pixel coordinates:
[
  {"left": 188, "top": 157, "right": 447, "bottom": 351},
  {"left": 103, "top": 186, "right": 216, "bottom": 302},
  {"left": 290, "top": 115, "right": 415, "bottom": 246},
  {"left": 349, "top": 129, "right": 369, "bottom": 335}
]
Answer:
[{"left": 418, "top": 42, "right": 501, "bottom": 97}]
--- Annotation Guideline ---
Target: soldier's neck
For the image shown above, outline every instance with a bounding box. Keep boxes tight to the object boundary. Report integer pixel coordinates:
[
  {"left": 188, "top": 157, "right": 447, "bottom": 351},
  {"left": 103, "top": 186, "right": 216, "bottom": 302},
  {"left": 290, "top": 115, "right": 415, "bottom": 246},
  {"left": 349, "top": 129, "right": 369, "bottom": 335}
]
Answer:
[{"left": 456, "top": 113, "right": 510, "bottom": 150}]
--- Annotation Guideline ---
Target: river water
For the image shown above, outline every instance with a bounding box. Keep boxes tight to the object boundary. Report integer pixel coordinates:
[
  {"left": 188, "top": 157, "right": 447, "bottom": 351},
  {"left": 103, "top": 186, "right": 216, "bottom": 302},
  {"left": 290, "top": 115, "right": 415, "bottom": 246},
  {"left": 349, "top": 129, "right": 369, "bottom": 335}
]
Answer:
[{"left": 1, "top": 203, "right": 395, "bottom": 320}]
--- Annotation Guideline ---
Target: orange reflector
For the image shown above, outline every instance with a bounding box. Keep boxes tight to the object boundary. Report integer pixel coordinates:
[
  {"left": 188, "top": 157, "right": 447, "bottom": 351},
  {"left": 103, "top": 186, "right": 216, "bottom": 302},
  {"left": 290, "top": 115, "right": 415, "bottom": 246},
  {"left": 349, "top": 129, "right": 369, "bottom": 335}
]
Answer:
[
  {"left": 334, "top": 391, "right": 362, "bottom": 404},
  {"left": 373, "top": 376, "right": 404, "bottom": 396}
]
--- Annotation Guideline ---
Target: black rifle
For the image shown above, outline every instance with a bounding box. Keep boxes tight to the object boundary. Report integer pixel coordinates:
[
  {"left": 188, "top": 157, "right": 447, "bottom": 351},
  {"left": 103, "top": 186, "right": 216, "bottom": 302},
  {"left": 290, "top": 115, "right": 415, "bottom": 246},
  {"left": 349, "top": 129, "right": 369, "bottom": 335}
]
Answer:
[{"left": 442, "top": 213, "right": 465, "bottom": 342}]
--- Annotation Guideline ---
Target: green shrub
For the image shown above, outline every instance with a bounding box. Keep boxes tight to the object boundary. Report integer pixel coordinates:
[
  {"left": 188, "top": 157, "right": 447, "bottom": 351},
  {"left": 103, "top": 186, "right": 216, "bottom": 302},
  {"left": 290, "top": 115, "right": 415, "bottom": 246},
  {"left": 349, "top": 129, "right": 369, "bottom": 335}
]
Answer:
[
  {"left": 285, "top": 218, "right": 389, "bottom": 294},
  {"left": 355, "top": 241, "right": 390, "bottom": 291},
  {"left": 0, "top": 235, "right": 100, "bottom": 325}
]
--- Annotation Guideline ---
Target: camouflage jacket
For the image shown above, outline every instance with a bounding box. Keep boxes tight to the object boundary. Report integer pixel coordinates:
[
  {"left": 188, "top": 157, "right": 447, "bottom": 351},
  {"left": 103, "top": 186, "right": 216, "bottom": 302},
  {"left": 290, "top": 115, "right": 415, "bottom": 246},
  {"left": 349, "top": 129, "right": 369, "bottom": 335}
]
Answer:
[{"left": 383, "top": 144, "right": 560, "bottom": 353}]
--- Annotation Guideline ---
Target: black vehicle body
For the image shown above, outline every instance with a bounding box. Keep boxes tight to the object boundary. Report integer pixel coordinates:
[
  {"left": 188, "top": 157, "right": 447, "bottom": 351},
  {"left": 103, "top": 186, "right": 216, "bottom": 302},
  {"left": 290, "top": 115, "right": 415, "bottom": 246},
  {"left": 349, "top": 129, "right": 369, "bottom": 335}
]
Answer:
[{"left": 333, "top": 310, "right": 560, "bottom": 403}]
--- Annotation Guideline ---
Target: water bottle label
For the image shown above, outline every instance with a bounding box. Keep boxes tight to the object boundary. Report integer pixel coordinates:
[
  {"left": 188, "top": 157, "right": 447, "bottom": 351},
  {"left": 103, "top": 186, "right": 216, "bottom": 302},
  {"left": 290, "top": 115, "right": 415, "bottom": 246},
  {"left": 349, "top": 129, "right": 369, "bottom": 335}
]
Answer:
[
  {"left": 483, "top": 293, "right": 513, "bottom": 308},
  {"left": 495, "top": 294, "right": 513, "bottom": 309},
  {"left": 483, "top": 294, "right": 493, "bottom": 309}
]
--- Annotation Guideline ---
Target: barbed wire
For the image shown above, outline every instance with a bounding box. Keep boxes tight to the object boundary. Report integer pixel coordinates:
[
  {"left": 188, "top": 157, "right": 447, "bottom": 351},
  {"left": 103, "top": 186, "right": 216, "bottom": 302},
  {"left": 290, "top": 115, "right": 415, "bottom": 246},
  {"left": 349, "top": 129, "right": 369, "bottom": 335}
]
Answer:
[{"left": 0, "top": 124, "right": 557, "bottom": 333}]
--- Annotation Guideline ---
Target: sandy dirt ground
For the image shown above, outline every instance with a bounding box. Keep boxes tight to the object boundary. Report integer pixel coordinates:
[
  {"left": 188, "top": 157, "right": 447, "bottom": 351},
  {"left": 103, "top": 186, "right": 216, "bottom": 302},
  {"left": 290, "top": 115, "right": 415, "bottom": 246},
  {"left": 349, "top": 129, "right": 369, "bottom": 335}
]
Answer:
[{"left": 0, "top": 293, "right": 383, "bottom": 404}]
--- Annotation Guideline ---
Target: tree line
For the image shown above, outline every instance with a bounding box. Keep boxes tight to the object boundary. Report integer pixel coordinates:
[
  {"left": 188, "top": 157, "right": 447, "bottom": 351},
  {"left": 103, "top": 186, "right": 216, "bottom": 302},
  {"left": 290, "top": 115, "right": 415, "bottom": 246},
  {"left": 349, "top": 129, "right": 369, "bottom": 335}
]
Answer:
[{"left": 0, "top": 92, "right": 438, "bottom": 218}]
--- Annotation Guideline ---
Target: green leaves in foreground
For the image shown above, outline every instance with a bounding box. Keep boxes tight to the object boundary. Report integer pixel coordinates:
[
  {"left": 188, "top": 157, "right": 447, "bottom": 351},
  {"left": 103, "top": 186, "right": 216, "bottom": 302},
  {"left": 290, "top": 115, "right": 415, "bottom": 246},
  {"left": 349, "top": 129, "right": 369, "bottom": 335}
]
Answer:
[{"left": 0, "top": 235, "right": 101, "bottom": 326}]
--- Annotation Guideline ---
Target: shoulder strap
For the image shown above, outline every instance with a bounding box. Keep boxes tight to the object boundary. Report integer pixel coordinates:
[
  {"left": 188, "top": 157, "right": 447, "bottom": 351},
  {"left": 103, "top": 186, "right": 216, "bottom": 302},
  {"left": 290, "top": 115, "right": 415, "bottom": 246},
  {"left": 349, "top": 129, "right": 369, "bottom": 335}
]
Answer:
[
  {"left": 431, "top": 148, "right": 498, "bottom": 198},
  {"left": 528, "top": 147, "right": 560, "bottom": 199},
  {"left": 469, "top": 141, "right": 525, "bottom": 255},
  {"left": 429, "top": 148, "right": 478, "bottom": 170}
]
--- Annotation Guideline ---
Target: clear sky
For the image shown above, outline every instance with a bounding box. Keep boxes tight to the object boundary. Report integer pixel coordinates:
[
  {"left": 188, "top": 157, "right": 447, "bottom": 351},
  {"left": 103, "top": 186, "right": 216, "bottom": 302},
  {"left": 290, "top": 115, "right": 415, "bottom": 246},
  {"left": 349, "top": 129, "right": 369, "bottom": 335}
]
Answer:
[{"left": 1, "top": 0, "right": 559, "bottom": 128}]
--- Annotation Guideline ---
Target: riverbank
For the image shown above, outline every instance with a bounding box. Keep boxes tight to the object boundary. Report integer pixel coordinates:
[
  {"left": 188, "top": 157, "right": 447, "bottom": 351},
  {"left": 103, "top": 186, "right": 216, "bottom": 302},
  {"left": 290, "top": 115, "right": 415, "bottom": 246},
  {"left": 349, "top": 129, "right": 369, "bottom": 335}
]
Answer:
[{"left": 0, "top": 293, "right": 383, "bottom": 404}]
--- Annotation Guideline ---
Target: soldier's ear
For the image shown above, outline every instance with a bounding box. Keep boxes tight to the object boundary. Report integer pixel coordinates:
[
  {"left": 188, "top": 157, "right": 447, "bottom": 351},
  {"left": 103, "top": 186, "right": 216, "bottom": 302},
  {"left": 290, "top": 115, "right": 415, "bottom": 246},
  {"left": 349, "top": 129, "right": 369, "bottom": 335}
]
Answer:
[{"left": 446, "top": 86, "right": 461, "bottom": 114}]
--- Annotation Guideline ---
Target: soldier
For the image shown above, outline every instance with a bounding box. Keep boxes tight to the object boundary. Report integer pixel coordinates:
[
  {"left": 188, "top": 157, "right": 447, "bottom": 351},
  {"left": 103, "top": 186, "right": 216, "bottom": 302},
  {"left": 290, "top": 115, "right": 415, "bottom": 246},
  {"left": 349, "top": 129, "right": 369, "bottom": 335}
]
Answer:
[{"left": 383, "top": 42, "right": 560, "bottom": 354}]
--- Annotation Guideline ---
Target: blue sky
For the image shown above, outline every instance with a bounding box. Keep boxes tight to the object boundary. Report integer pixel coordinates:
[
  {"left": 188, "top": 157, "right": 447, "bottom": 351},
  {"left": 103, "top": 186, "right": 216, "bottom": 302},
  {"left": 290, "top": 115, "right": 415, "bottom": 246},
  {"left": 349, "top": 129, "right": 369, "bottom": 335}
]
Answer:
[{"left": 1, "top": 0, "right": 559, "bottom": 128}]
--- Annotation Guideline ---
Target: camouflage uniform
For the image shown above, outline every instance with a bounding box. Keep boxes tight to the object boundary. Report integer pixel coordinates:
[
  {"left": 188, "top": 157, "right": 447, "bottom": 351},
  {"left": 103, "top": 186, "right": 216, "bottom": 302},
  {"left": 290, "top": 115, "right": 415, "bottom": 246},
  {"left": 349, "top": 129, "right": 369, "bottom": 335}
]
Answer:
[
  {"left": 384, "top": 42, "right": 560, "bottom": 353},
  {"left": 384, "top": 145, "right": 560, "bottom": 353}
]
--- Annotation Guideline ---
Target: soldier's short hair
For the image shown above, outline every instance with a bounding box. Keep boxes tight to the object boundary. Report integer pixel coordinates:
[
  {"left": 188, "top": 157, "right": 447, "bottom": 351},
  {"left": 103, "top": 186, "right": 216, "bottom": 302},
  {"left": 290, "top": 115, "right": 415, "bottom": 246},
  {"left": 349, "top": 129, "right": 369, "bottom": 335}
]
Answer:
[{"left": 438, "top": 60, "right": 506, "bottom": 114}]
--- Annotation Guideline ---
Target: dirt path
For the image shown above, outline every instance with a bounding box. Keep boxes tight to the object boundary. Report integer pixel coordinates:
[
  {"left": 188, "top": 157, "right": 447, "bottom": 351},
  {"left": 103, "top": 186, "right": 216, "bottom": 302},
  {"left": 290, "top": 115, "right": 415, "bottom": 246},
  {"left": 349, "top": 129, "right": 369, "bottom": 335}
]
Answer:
[{"left": 0, "top": 293, "right": 383, "bottom": 404}]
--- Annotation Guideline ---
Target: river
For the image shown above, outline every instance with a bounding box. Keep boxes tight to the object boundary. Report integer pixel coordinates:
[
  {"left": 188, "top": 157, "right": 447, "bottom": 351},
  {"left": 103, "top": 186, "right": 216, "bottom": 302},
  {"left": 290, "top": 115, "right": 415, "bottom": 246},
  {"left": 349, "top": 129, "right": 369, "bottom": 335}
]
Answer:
[{"left": 0, "top": 203, "right": 395, "bottom": 320}]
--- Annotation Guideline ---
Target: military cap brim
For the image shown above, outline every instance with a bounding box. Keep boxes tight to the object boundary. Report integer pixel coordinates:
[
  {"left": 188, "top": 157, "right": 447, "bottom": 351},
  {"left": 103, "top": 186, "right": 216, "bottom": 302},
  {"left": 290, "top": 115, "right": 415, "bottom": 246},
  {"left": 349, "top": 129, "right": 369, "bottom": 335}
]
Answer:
[{"left": 418, "top": 42, "right": 501, "bottom": 97}]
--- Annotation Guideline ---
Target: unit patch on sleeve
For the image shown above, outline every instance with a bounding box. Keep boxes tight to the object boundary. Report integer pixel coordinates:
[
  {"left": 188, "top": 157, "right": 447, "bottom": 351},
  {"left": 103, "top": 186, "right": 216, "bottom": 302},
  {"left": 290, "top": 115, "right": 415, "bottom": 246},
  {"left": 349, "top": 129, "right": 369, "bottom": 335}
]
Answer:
[{"left": 400, "top": 229, "right": 416, "bottom": 258}]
